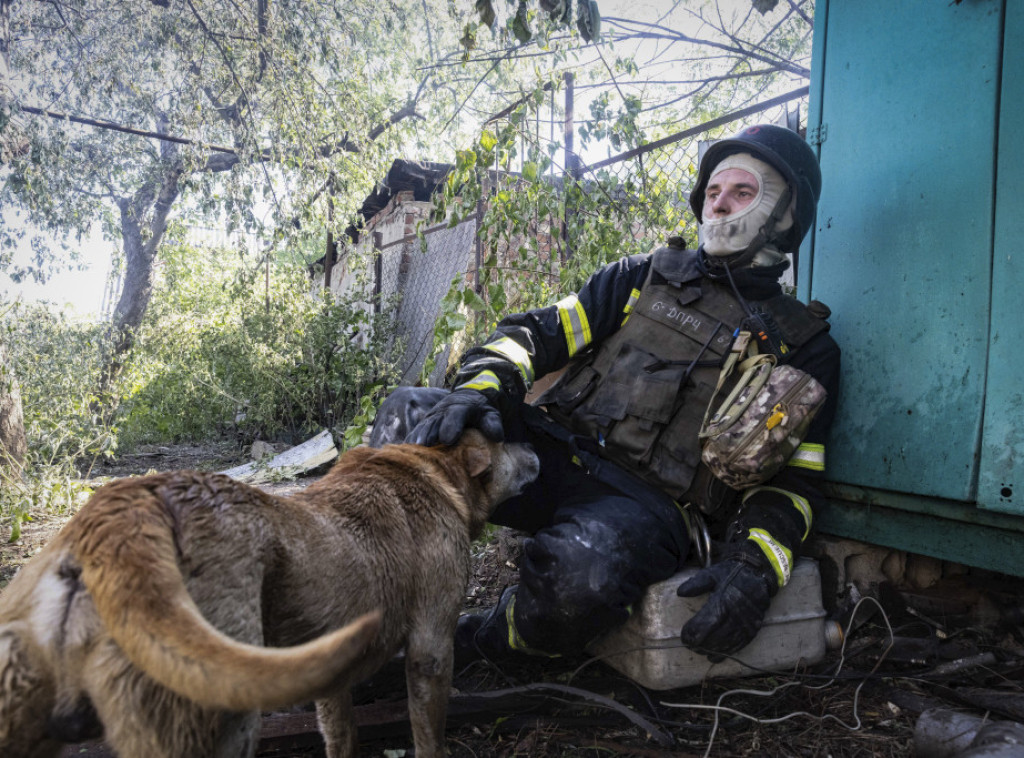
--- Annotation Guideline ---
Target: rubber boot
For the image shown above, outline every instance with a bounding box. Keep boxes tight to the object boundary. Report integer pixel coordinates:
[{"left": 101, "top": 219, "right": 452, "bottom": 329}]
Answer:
[{"left": 453, "top": 586, "right": 528, "bottom": 666}]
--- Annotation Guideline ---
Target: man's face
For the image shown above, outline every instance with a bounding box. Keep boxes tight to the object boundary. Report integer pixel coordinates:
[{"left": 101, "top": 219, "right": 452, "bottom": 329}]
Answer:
[{"left": 703, "top": 168, "right": 759, "bottom": 220}]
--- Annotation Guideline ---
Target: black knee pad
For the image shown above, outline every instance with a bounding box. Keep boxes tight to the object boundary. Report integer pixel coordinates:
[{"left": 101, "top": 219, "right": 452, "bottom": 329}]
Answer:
[{"left": 512, "top": 497, "right": 687, "bottom": 652}]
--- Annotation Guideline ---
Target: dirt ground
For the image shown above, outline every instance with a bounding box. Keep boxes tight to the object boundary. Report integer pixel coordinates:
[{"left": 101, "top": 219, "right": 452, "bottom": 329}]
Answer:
[{"left": 3, "top": 443, "right": 1023, "bottom": 758}]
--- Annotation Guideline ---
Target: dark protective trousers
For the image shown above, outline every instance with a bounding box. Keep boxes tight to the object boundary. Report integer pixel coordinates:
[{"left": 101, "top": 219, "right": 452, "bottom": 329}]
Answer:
[{"left": 371, "top": 388, "right": 691, "bottom": 654}]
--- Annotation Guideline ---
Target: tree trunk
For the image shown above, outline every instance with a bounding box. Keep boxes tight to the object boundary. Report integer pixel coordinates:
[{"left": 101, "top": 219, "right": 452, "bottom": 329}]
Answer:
[
  {"left": 0, "top": 0, "right": 11, "bottom": 76},
  {"left": 0, "top": 1, "right": 25, "bottom": 476},
  {"left": 0, "top": 338, "right": 27, "bottom": 477},
  {"left": 97, "top": 157, "right": 183, "bottom": 399},
  {"left": 1, "top": 0, "right": 26, "bottom": 161}
]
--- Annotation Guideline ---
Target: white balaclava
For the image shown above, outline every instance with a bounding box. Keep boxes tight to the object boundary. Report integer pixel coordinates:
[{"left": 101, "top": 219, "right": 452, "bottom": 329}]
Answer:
[{"left": 701, "top": 152, "right": 795, "bottom": 259}]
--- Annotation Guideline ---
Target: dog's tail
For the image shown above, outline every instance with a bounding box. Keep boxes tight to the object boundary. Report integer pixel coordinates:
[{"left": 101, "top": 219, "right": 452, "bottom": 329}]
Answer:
[{"left": 68, "top": 480, "right": 380, "bottom": 711}]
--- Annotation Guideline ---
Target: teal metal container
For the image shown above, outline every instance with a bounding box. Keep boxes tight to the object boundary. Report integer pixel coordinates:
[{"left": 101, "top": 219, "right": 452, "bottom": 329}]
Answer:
[{"left": 802, "top": 0, "right": 1024, "bottom": 575}]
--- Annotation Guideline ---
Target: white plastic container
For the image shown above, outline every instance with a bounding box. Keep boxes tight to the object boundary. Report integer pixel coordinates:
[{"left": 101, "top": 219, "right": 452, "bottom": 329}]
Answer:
[{"left": 587, "top": 558, "right": 830, "bottom": 690}]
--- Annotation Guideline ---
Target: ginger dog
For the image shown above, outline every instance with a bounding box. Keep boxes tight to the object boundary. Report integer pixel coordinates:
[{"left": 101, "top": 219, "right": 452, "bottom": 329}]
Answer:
[{"left": 0, "top": 430, "right": 539, "bottom": 758}]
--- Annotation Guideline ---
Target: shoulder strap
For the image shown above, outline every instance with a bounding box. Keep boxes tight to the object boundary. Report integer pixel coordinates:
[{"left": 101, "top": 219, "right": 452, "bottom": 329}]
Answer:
[
  {"left": 699, "top": 331, "right": 777, "bottom": 438},
  {"left": 650, "top": 246, "right": 703, "bottom": 287}
]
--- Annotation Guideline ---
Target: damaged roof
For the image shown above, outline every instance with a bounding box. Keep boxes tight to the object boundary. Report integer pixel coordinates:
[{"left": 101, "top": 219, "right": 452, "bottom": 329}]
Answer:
[{"left": 345, "top": 159, "right": 452, "bottom": 244}]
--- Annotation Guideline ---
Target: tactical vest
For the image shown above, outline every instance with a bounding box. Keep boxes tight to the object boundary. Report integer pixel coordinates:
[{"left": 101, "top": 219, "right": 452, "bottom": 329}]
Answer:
[{"left": 538, "top": 247, "right": 828, "bottom": 511}]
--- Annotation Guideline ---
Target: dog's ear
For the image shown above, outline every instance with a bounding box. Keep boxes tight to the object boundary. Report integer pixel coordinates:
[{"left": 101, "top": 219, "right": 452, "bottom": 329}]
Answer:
[{"left": 461, "top": 440, "right": 493, "bottom": 479}]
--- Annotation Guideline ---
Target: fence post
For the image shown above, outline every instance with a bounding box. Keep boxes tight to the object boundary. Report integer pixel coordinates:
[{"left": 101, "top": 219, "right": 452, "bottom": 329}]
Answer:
[
  {"left": 563, "top": 71, "right": 580, "bottom": 261},
  {"left": 324, "top": 196, "right": 336, "bottom": 291},
  {"left": 373, "top": 230, "right": 383, "bottom": 315},
  {"left": 474, "top": 198, "right": 484, "bottom": 296}
]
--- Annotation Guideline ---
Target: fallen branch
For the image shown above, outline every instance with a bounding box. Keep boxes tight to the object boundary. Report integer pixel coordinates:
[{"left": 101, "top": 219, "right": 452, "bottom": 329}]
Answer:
[{"left": 465, "top": 682, "right": 674, "bottom": 747}]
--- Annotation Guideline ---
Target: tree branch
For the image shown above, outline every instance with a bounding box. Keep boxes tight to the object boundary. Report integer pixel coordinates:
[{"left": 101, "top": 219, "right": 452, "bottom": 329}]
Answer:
[
  {"left": 368, "top": 99, "right": 425, "bottom": 142},
  {"left": 185, "top": 0, "right": 255, "bottom": 135},
  {"left": 444, "top": 53, "right": 507, "bottom": 131},
  {"left": 602, "top": 17, "right": 810, "bottom": 79},
  {"left": 18, "top": 105, "right": 237, "bottom": 153},
  {"left": 16, "top": 98, "right": 422, "bottom": 176},
  {"left": 788, "top": 0, "right": 813, "bottom": 28}
]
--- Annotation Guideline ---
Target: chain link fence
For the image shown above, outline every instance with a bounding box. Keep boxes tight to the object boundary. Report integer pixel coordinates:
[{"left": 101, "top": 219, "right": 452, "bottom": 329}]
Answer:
[{"left": 373, "top": 216, "right": 480, "bottom": 387}]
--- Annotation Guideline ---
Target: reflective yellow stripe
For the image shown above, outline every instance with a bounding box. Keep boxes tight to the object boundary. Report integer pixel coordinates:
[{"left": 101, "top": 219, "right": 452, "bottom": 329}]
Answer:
[
  {"left": 456, "top": 370, "right": 500, "bottom": 393},
  {"left": 743, "top": 486, "right": 813, "bottom": 541},
  {"left": 483, "top": 336, "right": 535, "bottom": 387},
  {"left": 505, "top": 594, "right": 520, "bottom": 649},
  {"left": 787, "top": 442, "right": 825, "bottom": 471},
  {"left": 748, "top": 527, "right": 792, "bottom": 588},
  {"left": 621, "top": 287, "right": 641, "bottom": 326},
  {"left": 506, "top": 594, "right": 559, "bottom": 657},
  {"left": 556, "top": 294, "right": 592, "bottom": 357}
]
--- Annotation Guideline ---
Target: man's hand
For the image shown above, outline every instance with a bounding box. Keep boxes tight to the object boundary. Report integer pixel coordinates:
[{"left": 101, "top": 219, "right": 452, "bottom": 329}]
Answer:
[
  {"left": 676, "top": 545, "right": 776, "bottom": 662},
  {"left": 405, "top": 388, "right": 504, "bottom": 447}
]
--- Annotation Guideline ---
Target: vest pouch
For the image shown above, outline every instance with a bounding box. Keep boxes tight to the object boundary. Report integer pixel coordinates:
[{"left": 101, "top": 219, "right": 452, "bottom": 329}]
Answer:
[
  {"left": 625, "top": 360, "right": 690, "bottom": 423},
  {"left": 682, "top": 463, "right": 741, "bottom": 517},
  {"left": 655, "top": 379, "right": 715, "bottom": 466},
  {"left": 700, "top": 363, "right": 826, "bottom": 489},
  {"left": 583, "top": 343, "right": 683, "bottom": 464},
  {"left": 639, "top": 379, "right": 715, "bottom": 498},
  {"left": 541, "top": 360, "right": 600, "bottom": 416}
]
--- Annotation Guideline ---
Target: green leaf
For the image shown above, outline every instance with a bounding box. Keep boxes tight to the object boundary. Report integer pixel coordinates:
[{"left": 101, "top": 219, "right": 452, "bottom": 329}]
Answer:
[
  {"left": 512, "top": 1, "right": 532, "bottom": 43},
  {"left": 577, "top": 0, "right": 601, "bottom": 42},
  {"left": 479, "top": 129, "right": 498, "bottom": 152},
  {"left": 475, "top": 0, "right": 496, "bottom": 28},
  {"left": 445, "top": 312, "right": 468, "bottom": 330},
  {"left": 8, "top": 514, "right": 22, "bottom": 543},
  {"left": 463, "top": 289, "right": 487, "bottom": 311}
]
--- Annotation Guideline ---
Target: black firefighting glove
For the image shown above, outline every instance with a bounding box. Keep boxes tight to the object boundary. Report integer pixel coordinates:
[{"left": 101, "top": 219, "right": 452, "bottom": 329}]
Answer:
[
  {"left": 405, "top": 388, "right": 504, "bottom": 447},
  {"left": 677, "top": 541, "right": 777, "bottom": 662}
]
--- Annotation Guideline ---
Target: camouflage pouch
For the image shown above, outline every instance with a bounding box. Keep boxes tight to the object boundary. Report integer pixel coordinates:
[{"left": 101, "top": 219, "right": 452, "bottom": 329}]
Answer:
[{"left": 699, "top": 331, "right": 826, "bottom": 489}]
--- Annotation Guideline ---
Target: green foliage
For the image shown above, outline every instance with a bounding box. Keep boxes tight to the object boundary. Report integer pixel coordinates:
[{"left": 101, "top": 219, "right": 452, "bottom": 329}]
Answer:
[
  {"left": 1, "top": 302, "right": 111, "bottom": 536},
  {"left": 469, "top": 0, "right": 601, "bottom": 46},
  {"left": 1, "top": 0, "right": 495, "bottom": 352},
  {"left": 2, "top": 0, "right": 429, "bottom": 245},
  {"left": 116, "top": 237, "right": 402, "bottom": 448},
  {"left": 0, "top": 235, "right": 402, "bottom": 535},
  {"left": 422, "top": 87, "right": 697, "bottom": 381},
  {"left": 0, "top": 467, "right": 94, "bottom": 544},
  {"left": 3, "top": 303, "right": 117, "bottom": 463},
  {"left": 581, "top": 91, "right": 645, "bottom": 151}
]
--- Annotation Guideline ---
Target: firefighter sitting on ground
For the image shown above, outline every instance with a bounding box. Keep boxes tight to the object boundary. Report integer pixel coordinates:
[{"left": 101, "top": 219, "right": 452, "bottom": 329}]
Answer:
[{"left": 373, "top": 124, "right": 841, "bottom": 662}]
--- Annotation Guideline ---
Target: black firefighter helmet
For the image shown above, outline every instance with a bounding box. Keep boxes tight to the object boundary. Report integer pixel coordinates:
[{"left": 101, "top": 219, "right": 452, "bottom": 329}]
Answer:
[{"left": 690, "top": 124, "right": 822, "bottom": 253}]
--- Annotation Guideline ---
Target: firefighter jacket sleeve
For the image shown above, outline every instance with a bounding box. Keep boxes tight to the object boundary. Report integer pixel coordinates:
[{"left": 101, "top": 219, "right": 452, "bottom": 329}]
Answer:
[
  {"left": 727, "top": 329, "right": 842, "bottom": 590},
  {"left": 451, "top": 254, "right": 653, "bottom": 410}
]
